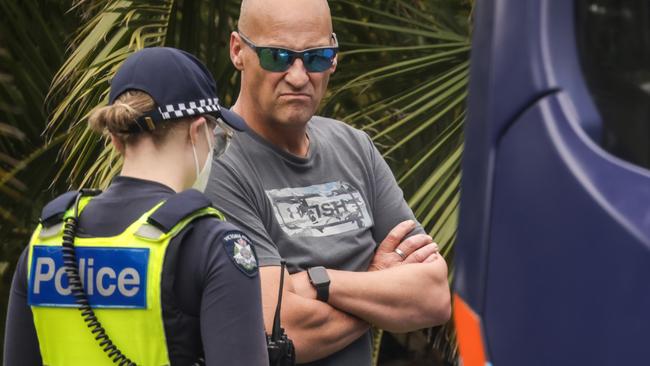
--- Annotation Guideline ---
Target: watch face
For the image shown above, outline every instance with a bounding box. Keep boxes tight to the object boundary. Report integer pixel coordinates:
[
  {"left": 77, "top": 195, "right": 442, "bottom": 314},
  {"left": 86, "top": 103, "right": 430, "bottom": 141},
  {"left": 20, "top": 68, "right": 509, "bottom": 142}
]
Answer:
[{"left": 309, "top": 267, "right": 330, "bottom": 285}]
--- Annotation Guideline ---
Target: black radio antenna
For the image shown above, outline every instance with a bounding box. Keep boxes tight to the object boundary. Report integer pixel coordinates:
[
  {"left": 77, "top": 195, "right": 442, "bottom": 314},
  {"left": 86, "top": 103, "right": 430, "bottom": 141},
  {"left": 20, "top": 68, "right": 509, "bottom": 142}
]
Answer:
[{"left": 271, "top": 260, "right": 286, "bottom": 340}]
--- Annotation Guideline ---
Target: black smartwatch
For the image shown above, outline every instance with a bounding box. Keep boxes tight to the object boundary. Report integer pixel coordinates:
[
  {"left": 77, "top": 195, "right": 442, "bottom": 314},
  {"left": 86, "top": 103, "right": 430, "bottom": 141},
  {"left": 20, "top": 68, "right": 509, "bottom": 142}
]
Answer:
[{"left": 307, "top": 266, "right": 330, "bottom": 302}]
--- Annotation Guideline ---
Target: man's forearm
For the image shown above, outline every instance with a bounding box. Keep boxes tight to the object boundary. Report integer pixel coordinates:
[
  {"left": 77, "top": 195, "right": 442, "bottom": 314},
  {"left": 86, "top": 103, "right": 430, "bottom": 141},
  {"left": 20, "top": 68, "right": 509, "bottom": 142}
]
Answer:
[
  {"left": 279, "top": 291, "right": 369, "bottom": 363},
  {"left": 327, "top": 259, "right": 451, "bottom": 333},
  {"left": 261, "top": 266, "right": 369, "bottom": 363}
]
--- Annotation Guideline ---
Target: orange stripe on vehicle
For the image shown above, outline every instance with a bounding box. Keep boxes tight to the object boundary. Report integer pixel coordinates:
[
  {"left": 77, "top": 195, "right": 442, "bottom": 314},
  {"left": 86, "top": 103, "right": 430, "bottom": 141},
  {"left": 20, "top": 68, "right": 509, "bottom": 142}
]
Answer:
[{"left": 453, "top": 293, "right": 488, "bottom": 366}]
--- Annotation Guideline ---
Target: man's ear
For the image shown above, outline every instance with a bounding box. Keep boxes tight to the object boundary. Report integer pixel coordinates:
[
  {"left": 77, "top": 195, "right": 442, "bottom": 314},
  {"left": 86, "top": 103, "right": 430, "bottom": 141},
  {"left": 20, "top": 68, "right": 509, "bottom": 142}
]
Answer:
[
  {"left": 330, "top": 55, "right": 338, "bottom": 74},
  {"left": 230, "top": 31, "right": 245, "bottom": 71}
]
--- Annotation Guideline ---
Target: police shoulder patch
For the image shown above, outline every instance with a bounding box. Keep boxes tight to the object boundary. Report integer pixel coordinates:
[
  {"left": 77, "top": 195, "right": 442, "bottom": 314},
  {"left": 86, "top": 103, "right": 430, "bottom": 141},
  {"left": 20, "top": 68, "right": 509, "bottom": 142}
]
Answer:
[{"left": 222, "top": 231, "right": 258, "bottom": 277}]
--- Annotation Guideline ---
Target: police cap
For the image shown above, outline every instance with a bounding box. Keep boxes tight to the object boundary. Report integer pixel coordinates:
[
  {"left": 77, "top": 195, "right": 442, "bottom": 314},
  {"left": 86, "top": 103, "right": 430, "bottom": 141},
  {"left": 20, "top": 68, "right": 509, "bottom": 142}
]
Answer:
[{"left": 108, "top": 47, "right": 247, "bottom": 133}]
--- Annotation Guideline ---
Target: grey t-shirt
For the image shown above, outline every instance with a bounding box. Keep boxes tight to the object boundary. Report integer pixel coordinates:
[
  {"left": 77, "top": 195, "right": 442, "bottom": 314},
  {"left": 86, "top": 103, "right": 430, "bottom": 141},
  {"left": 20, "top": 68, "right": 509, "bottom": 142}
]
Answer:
[{"left": 205, "top": 116, "right": 422, "bottom": 365}]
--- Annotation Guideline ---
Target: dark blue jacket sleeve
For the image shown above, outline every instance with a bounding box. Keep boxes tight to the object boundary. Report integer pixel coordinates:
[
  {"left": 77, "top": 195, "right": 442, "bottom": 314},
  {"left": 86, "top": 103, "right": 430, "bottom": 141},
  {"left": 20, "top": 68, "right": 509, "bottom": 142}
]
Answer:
[
  {"left": 3, "top": 247, "right": 42, "bottom": 365},
  {"left": 193, "top": 221, "right": 269, "bottom": 366}
]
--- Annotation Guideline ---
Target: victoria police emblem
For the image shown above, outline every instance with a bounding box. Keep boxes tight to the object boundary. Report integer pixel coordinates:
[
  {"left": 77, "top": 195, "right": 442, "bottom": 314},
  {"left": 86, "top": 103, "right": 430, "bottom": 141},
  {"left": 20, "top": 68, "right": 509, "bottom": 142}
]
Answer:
[{"left": 223, "top": 232, "right": 258, "bottom": 277}]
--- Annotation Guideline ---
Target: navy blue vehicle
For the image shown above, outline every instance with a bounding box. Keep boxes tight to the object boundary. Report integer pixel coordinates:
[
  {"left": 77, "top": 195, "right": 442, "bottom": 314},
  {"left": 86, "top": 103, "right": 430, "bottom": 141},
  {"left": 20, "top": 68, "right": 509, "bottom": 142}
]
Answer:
[{"left": 453, "top": 1, "right": 650, "bottom": 365}]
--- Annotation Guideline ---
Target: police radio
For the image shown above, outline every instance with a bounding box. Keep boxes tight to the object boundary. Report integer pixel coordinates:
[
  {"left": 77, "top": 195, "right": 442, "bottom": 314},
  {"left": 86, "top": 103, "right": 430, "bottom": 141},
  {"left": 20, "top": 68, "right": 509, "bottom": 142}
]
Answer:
[{"left": 267, "top": 260, "right": 296, "bottom": 366}]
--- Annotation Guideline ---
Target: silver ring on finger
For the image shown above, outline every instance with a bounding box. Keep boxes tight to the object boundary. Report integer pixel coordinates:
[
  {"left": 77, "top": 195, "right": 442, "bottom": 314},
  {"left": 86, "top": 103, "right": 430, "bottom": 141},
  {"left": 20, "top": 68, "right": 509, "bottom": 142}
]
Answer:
[{"left": 394, "top": 247, "right": 407, "bottom": 260}]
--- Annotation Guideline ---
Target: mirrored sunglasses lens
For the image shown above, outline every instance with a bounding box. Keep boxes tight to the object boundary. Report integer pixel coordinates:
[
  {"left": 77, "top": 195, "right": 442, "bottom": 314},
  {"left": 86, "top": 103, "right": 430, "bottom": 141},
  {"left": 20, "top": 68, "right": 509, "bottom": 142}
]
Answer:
[
  {"left": 304, "top": 49, "right": 336, "bottom": 72},
  {"left": 259, "top": 48, "right": 292, "bottom": 71}
]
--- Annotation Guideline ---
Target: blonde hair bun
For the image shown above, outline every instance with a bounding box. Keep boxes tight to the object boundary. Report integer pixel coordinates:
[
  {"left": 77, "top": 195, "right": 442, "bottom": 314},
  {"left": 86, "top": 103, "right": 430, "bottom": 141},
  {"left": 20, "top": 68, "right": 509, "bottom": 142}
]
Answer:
[{"left": 89, "top": 91, "right": 154, "bottom": 134}]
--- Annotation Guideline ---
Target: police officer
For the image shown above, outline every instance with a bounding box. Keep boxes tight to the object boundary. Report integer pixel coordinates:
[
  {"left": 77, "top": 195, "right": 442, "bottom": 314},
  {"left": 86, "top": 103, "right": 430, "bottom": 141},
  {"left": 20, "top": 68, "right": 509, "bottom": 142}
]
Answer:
[{"left": 3, "top": 47, "right": 269, "bottom": 365}]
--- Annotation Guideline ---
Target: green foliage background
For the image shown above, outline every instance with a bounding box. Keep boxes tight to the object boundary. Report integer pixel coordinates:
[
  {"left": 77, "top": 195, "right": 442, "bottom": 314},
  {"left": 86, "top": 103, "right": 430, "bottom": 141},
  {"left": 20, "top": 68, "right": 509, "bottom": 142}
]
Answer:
[{"left": 0, "top": 1, "right": 471, "bottom": 364}]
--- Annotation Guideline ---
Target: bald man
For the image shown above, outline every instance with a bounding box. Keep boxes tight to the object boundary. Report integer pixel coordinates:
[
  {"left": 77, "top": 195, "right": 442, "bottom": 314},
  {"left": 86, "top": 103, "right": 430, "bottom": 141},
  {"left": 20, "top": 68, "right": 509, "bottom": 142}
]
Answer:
[{"left": 205, "top": 1, "right": 451, "bottom": 364}]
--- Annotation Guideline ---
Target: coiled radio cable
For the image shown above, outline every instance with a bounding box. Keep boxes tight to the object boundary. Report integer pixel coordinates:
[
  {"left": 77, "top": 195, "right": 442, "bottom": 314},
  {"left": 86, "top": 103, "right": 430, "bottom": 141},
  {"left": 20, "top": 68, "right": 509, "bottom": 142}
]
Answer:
[{"left": 60, "top": 190, "right": 137, "bottom": 366}]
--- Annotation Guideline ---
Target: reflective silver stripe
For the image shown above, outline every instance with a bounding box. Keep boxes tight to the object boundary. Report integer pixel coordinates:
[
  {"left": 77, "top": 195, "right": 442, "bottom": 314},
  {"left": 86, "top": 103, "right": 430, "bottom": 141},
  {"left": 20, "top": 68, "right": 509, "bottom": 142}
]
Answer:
[
  {"left": 39, "top": 223, "right": 64, "bottom": 239},
  {"left": 134, "top": 224, "right": 165, "bottom": 240}
]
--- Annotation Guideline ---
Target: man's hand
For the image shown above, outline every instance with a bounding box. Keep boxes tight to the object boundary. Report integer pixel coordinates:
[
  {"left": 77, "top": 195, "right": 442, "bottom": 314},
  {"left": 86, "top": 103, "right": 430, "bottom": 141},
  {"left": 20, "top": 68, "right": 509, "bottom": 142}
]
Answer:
[
  {"left": 293, "top": 220, "right": 440, "bottom": 296},
  {"left": 368, "top": 220, "right": 440, "bottom": 271}
]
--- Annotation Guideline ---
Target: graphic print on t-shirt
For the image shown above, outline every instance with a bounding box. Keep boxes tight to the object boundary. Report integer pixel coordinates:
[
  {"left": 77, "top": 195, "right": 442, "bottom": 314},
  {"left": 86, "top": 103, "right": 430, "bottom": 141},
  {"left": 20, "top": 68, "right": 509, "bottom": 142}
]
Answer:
[{"left": 265, "top": 181, "right": 372, "bottom": 237}]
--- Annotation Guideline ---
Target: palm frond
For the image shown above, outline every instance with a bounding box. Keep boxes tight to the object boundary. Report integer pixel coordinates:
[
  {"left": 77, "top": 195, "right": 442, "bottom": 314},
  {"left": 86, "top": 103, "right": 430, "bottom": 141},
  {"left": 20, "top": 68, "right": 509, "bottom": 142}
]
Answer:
[
  {"left": 0, "top": 0, "right": 80, "bottom": 231},
  {"left": 46, "top": 0, "right": 243, "bottom": 189},
  {"left": 46, "top": 0, "right": 174, "bottom": 188},
  {"left": 0, "top": 1, "right": 86, "bottom": 359}
]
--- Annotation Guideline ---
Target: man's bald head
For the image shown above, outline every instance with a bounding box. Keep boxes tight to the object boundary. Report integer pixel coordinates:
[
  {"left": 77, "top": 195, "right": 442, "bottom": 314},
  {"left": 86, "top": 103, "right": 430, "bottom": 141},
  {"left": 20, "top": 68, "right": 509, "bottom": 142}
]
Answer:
[
  {"left": 238, "top": 0, "right": 333, "bottom": 42},
  {"left": 231, "top": 0, "right": 337, "bottom": 133}
]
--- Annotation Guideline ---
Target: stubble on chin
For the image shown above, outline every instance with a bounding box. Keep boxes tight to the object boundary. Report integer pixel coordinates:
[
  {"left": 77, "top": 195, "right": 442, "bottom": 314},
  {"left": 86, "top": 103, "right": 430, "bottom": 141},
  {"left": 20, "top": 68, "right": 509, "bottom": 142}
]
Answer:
[{"left": 273, "top": 102, "right": 316, "bottom": 126}]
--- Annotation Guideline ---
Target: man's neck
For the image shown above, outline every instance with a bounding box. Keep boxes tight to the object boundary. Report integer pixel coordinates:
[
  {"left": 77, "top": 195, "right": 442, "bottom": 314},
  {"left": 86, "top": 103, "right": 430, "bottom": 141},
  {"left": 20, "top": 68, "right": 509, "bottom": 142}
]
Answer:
[{"left": 233, "top": 100, "right": 311, "bottom": 158}]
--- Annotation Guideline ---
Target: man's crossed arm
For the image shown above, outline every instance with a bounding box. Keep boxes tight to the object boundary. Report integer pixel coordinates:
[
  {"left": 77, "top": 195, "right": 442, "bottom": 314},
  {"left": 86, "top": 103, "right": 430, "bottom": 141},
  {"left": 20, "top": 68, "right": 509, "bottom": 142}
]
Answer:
[{"left": 259, "top": 220, "right": 452, "bottom": 363}]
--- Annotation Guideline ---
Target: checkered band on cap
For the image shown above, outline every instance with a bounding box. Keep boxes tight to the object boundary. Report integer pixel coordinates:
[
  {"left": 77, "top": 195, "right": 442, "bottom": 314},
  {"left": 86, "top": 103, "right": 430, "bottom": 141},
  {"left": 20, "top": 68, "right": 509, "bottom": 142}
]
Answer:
[{"left": 159, "top": 98, "right": 221, "bottom": 120}]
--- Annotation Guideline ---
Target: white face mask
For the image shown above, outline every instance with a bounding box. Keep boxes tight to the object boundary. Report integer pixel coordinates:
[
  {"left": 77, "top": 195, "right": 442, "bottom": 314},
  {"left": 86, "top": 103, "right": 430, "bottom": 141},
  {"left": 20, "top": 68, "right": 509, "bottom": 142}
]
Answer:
[{"left": 191, "top": 124, "right": 213, "bottom": 192}]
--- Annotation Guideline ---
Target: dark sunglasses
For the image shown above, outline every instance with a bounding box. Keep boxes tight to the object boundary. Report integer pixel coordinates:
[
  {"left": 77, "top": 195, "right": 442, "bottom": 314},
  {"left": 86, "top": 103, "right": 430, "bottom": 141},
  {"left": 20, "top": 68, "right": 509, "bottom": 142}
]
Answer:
[{"left": 238, "top": 31, "right": 339, "bottom": 73}]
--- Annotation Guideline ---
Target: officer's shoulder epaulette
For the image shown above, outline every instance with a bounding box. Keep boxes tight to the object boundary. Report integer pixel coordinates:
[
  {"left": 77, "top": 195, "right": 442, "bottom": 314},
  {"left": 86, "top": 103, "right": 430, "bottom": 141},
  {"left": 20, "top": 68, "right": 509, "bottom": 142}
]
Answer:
[
  {"left": 40, "top": 191, "right": 79, "bottom": 227},
  {"left": 147, "top": 189, "right": 214, "bottom": 233}
]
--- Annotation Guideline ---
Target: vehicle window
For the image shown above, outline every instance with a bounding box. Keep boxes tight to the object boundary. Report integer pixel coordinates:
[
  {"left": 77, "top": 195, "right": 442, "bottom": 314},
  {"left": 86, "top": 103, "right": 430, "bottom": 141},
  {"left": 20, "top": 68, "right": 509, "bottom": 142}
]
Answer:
[{"left": 576, "top": 0, "right": 650, "bottom": 170}]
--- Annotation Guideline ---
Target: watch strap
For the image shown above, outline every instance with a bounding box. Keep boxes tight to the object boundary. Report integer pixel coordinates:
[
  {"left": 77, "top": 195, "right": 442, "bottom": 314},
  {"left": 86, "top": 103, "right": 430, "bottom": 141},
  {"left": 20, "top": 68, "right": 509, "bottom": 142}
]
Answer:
[
  {"left": 315, "top": 283, "right": 329, "bottom": 303},
  {"left": 308, "top": 266, "right": 330, "bottom": 303}
]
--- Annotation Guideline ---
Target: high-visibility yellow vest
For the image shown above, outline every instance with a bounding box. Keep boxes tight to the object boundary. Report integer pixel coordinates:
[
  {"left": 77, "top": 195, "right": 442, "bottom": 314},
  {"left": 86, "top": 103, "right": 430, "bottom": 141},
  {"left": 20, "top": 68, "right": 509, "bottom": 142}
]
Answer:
[{"left": 27, "top": 193, "right": 224, "bottom": 366}]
